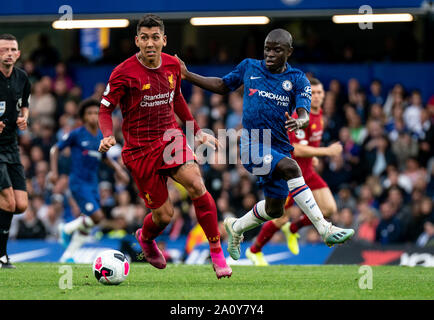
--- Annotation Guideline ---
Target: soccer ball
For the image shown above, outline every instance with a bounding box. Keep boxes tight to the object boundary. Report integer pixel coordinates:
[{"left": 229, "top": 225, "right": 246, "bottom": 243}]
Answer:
[{"left": 93, "top": 249, "right": 130, "bottom": 285}]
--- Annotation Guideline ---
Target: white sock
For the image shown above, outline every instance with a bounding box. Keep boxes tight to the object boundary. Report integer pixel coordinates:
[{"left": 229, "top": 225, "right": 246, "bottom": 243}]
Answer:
[
  {"left": 232, "top": 200, "right": 273, "bottom": 234},
  {"left": 63, "top": 215, "right": 95, "bottom": 235},
  {"left": 287, "top": 177, "right": 331, "bottom": 236}
]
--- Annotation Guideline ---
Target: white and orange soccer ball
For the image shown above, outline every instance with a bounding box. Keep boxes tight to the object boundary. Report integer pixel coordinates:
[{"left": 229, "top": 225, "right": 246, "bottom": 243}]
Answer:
[{"left": 92, "top": 250, "right": 130, "bottom": 285}]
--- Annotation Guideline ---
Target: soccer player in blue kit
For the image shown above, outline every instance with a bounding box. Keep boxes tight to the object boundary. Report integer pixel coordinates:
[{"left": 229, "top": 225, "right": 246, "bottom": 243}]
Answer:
[
  {"left": 177, "top": 29, "right": 354, "bottom": 260},
  {"left": 49, "top": 99, "right": 129, "bottom": 262}
]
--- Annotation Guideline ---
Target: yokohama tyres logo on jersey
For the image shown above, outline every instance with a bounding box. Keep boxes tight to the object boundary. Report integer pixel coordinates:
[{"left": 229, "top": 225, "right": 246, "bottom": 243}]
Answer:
[
  {"left": 140, "top": 91, "right": 174, "bottom": 107},
  {"left": 249, "top": 88, "right": 289, "bottom": 106}
]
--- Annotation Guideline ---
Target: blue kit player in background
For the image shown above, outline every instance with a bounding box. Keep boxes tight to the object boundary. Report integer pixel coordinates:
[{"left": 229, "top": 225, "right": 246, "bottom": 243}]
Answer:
[
  {"left": 177, "top": 29, "right": 354, "bottom": 260},
  {"left": 49, "top": 98, "right": 129, "bottom": 262}
]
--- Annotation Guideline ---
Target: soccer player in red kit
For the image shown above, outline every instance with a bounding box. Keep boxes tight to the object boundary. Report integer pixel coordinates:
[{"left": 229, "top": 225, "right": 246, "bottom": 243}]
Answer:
[
  {"left": 98, "top": 14, "right": 232, "bottom": 278},
  {"left": 246, "top": 78, "right": 343, "bottom": 265}
]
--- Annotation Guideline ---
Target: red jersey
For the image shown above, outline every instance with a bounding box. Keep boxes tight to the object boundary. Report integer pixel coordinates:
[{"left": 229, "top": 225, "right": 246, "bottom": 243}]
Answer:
[
  {"left": 288, "top": 109, "right": 324, "bottom": 171},
  {"left": 99, "top": 52, "right": 200, "bottom": 163}
]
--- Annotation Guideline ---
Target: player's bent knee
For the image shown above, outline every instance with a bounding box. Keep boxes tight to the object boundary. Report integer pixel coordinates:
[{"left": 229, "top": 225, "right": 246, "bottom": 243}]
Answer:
[
  {"left": 266, "top": 207, "right": 284, "bottom": 219},
  {"left": 186, "top": 179, "right": 206, "bottom": 199},
  {"left": 275, "top": 158, "right": 301, "bottom": 181}
]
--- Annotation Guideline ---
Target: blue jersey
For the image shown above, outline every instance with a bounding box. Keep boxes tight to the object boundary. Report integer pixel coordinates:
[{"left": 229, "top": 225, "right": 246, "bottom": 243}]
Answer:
[
  {"left": 57, "top": 126, "right": 104, "bottom": 185},
  {"left": 222, "top": 58, "right": 311, "bottom": 154}
]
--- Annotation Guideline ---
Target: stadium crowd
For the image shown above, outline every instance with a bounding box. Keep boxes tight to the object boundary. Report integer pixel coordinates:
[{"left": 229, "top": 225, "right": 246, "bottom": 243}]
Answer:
[{"left": 7, "top": 43, "right": 434, "bottom": 250}]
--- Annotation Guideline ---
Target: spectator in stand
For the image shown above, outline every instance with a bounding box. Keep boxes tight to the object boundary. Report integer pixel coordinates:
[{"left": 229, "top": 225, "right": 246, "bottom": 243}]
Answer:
[
  {"left": 30, "top": 34, "right": 60, "bottom": 67},
  {"left": 403, "top": 90, "right": 424, "bottom": 138},
  {"left": 376, "top": 201, "right": 402, "bottom": 244},
  {"left": 225, "top": 91, "right": 243, "bottom": 130},
  {"left": 15, "top": 205, "right": 47, "bottom": 239},
  {"left": 360, "top": 134, "right": 397, "bottom": 179},
  {"left": 356, "top": 202, "right": 379, "bottom": 243},
  {"left": 53, "top": 62, "right": 75, "bottom": 90},
  {"left": 383, "top": 83, "right": 406, "bottom": 119},
  {"left": 368, "top": 79, "right": 384, "bottom": 105},
  {"left": 29, "top": 79, "right": 56, "bottom": 120},
  {"left": 345, "top": 106, "right": 366, "bottom": 145},
  {"left": 404, "top": 197, "right": 434, "bottom": 243},
  {"left": 335, "top": 184, "right": 357, "bottom": 212}
]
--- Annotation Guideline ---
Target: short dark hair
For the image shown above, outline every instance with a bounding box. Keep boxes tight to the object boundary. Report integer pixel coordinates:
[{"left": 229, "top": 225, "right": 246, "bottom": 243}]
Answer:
[
  {"left": 0, "top": 34, "right": 17, "bottom": 41},
  {"left": 79, "top": 98, "right": 100, "bottom": 119},
  {"left": 136, "top": 14, "right": 164, "bottom": 34},
  {"left": 310, "top": 78, "right": 322, "bottom": 86}
]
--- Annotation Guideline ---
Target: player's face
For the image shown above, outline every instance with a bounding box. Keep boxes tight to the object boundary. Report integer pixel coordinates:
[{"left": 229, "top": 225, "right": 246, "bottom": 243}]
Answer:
[
  {"left": 311, "top": 84, "right": 325, "bottom": 110},
  {"left": 84, "top": 106, "right": 99, "bottom": 127},
  {"left": 0, "top": 40, "right": 20, "bottom": 68},
  {"left": 263, "top": 40, "right": 292, "bottom": 73},
  {"left": 135, "top": 27, "right": 167, "bottom": 66}
]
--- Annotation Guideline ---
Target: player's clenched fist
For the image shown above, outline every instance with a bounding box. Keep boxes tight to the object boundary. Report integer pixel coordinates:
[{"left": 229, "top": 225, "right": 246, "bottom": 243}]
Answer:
[
  {"left": 16, "top": 116, "right": 28, "bottom": 131},
  {"left": 0, "top": 121, "right": 5, "bottom": 134},
  {"left": 327, "top": 142, "right": 343, "bottom": 157},
  {"left": 98, "top": 135, "right": 116, "bottom": 153}
]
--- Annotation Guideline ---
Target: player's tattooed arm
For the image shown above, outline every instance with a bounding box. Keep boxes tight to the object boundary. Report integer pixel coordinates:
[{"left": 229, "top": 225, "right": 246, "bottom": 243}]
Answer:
[
  {"left": 175, "top": 54, "right": 230, "bottom": 95},
  {"left": 285, "top": 108, "right": 309, "bottom": 132}
]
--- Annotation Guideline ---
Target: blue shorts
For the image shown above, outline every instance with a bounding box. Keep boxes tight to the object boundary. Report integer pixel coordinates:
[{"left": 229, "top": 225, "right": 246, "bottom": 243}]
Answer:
[
  {"left": 70, "top": 182, "right": 100, "bottom": 216},
  {"left": 241, "top": 143, "right": 291, "bottom": 200}
]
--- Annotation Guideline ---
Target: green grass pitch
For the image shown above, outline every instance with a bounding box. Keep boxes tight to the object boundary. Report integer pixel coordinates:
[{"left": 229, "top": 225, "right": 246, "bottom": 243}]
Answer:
[{"left": 0, "top": 263, "right": 433, "bottom": 300}]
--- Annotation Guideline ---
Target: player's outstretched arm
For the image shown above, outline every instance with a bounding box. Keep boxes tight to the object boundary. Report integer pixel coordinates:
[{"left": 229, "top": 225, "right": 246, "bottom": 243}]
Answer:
[
  {"left": 285, "top": 108, "right": 309, "bottom": 132},
  {"left": 293, "top": 141, "right": 343, "bottom": 158},
  {"left": 176, "top": 54, "right": 230, "bottom": 95}
]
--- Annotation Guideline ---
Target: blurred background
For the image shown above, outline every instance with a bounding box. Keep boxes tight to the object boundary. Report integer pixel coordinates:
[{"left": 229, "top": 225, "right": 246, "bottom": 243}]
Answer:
[{"left": 2, "top": 0, "right": 433, "bottom": 266}]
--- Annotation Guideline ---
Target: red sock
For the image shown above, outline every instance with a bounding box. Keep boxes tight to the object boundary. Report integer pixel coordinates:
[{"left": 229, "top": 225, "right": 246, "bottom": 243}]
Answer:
[
  {"left": 250, "top": 220, "right": 279, "bottom": 253},
  {"left": 290, "top": 214, "right": 312, "bottom": 233},
  {"left": 192, "top": 192, "right": 221, "bottom": 253},
  {"left": 141, "top": 213, "right": 166, "bottom": 241}
]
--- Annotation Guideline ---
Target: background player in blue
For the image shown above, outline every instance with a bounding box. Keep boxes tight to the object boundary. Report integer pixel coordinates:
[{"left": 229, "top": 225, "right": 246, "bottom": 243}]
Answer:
[
  {"left": 177, "top": 29, "right": 354, "bottom": 260},
  {"left": 49, "top": 98, "right": 129, "bottom": 262}
]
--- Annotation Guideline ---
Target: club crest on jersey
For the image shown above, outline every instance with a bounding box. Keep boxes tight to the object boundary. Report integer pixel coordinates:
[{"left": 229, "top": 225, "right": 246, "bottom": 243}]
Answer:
[
  {"left": 282, "top": 80, "right": 293, "bottom": 91},
  {"left": 142, "top": 83, "right": 151, "bottom": 90},
  {"left": 103, "top": 84, "right": 110, "bottom": 96},
  {"left": 295, "top": 129, "right": 306, "bottom": 140},
  {"left": 0, "top": 101, "right": 5, "bottom": 117},
  {"left": 168, "top": 74, "right": 175, "bottom": 89}
]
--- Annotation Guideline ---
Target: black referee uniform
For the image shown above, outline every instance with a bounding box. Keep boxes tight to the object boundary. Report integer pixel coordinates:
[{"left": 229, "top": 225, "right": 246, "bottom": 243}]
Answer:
[{"left": 0, "top": 66, "right": 31, "bottom": 268}]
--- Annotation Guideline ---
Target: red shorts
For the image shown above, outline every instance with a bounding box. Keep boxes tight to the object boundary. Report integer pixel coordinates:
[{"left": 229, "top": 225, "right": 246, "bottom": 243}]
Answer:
[
  {"left": 284, "top": 169, "right": 328, "bottom": 209},
  {"left": 122, "top": 133, "right": 195, "bottom": 209}
]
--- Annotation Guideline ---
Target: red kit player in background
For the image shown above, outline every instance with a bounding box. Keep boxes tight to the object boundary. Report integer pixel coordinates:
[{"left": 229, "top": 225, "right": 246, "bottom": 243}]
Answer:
[
  {"left": 246, "top": 78, "right": 343, "bottom": 265},
  {"left": 98, "top": 14, "right": 232, "bottom": 278}
]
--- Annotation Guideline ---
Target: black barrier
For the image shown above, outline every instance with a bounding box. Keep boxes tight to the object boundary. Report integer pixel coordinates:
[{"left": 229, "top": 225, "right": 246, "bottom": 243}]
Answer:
[{"left": 325, "top": 241, "right": 434, "bottom": 267}]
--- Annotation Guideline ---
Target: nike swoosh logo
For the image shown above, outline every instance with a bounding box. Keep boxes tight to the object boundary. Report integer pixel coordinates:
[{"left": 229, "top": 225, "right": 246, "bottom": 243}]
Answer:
[{"left": 250, "top": 76, "right": 261, "bottom": 80}]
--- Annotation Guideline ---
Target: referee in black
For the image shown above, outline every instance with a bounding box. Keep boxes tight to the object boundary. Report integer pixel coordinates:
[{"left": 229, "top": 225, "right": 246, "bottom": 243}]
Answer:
[{"left": 0, "top": 34, "right": 31, "bottom": 269}]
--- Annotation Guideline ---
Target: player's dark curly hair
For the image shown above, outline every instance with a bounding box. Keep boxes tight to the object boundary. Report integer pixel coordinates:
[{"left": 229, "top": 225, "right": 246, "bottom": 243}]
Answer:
[
  {"left": 136, "top": 14, "right": 164, "bottom": 34},
  {"left": 79, "top": 98, "right": 100, "bottom": 120}
]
